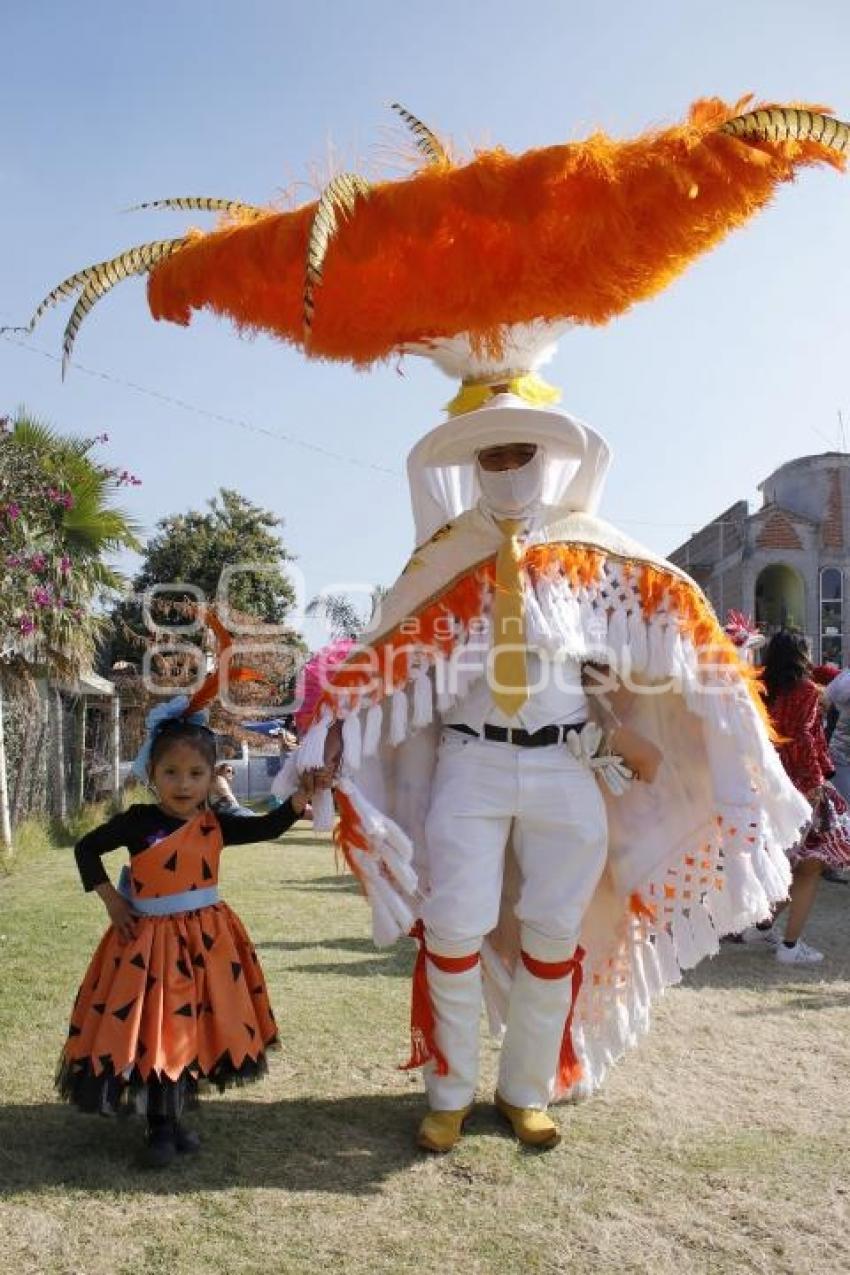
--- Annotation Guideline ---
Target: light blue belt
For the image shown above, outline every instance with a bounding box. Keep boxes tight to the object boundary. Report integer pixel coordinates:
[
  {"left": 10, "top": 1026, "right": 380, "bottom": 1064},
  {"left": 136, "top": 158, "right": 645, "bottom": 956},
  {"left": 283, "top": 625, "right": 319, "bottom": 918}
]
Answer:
[{"left": 117, "top": 865, "right": 219, "bottom": 916}]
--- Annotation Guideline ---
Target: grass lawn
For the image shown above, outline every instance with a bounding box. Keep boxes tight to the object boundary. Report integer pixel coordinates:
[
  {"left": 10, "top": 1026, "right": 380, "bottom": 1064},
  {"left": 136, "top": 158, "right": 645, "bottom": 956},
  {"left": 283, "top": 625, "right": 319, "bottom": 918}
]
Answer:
[{"left": 1, "top": 825, "right": 849, "bottom": 1275}]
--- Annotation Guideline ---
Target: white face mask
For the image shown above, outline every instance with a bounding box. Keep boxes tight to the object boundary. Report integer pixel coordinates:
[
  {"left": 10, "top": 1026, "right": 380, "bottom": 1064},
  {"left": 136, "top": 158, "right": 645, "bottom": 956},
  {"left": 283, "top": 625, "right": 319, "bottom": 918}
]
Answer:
[{"left": 476, "top": 448, "right": 545, "bottom": 517}]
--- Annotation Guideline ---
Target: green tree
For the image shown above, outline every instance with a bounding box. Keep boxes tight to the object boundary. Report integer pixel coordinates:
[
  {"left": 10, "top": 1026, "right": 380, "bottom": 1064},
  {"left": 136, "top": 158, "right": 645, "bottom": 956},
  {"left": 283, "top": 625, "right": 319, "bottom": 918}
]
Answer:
[{"left": 108, "top": 488, "right": 297, "bottom": 666}]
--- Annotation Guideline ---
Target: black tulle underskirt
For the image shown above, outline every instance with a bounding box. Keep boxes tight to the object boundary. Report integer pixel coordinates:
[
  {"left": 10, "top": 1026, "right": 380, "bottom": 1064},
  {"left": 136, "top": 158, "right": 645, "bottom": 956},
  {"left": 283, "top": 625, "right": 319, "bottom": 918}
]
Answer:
[{"left": 55, "top": 1043, "right": 276, "bottom": 1118}]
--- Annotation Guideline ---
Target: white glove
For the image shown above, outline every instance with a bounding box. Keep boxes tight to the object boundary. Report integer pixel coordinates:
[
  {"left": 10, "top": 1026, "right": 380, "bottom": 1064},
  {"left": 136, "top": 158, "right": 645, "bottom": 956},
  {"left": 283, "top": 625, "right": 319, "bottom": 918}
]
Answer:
[{"left": 567, "top": 721, "right": 634, "bottom": 795}]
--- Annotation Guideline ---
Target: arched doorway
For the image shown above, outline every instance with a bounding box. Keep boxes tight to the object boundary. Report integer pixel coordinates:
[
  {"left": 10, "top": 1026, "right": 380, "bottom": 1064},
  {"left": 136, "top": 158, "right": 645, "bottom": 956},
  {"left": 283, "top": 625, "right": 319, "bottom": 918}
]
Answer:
[{"left": 755, "top": 564, "right": 806, "bottom": 634}]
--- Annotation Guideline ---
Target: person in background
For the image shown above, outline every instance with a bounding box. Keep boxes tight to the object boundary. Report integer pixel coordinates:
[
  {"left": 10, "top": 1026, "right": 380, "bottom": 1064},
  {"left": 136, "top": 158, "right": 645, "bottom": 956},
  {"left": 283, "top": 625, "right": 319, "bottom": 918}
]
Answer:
[
  {"left": 209, "top": 762, "right": 256, "bottom": 818},
  {"left": 746, "top": 631, "right": 850, "bottom": 963},
  {"left": 817, "top": 663, "right": 850, "bottom": 882}
]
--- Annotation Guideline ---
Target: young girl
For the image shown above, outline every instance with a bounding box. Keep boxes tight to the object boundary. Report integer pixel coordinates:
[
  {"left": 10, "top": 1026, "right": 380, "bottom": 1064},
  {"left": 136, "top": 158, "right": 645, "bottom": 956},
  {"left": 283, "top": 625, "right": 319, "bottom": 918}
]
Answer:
[
  {"left": 56, "top": 700, "right": 315, "bottom": 1168},
  {"left": 754, "top": 630, "right": 850, "bottom": 964}
]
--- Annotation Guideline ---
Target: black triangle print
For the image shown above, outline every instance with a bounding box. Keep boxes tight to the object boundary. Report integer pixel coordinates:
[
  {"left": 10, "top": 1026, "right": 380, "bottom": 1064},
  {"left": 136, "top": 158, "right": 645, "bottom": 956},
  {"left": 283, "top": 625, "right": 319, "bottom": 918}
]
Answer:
[
  {"left": 176, "top": 957, "right": 192, "bottom": 980},
  {"left": 113, "top": 956, "right": 121, "bottom": 969},
  {"left": 174, "top": 1002, "right": 194, "bottom": 1018},
  {"left": 202, "top": 932, "right": 215, "bottom": 951},
  {"left": 192, "top": 953, "right": 206, "bottom": 969},
  {"left": 132, "top": 877, "right": 144, "bottom": 894},
  {"left": 113, "top": 998, "right": 136, "bottom": 1022},
  {"left": 250, "top": 949, "right": 259, "bottom": 964},
  {"left": 68, "top": 1023, "right": 81, "bottom": 1037},
  {"left": 163, "top": 851, "right": 178, "bottom": 872},
  {"left": 204, "top": 1002, "right": 213, "bottom": 1016},
  {"left": 202, "top": 858, "right": 213, "bottom": 881},
  {"left": 177, "top": 933, "right": 189, "bottom": 949},
  {"left": 244, "top": 1023, "right": 256, "bottom": 1040},
  {"left": 252, "top": 985, "right": 264, "bottom": 997},
  {"left": 92, "top": 1002, "right": 106, "bottom": 1015},
  {"left": 146, "top": 974, "right": 158, "bottom": 993},
  {"left": 189, "top": 883, "right": 198, "bottom": 891},
  {"left": 137, "top": 1040, "right": 147, "bottom": 1057},
  {"left": 129, "top": 953, "right": 146, "bottom": 970},
  {"left": 200, "top": 823, "right": 214, "bottom": 836},
  {"left": 231, "top": 962, "right": 243, "bottom": 982}
]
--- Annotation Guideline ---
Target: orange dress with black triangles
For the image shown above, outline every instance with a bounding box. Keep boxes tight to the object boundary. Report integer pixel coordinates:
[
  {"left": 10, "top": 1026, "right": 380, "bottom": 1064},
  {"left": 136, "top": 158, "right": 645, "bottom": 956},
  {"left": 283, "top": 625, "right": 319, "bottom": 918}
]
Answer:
[{"left": 57, "top": 806, "right": 286, "bottom": 1113}]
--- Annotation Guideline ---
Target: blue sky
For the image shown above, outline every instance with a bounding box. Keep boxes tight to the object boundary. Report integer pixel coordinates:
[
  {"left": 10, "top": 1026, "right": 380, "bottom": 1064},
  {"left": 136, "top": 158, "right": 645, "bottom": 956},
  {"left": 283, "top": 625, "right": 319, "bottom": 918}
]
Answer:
[{"left": 2, "top": 1, "right": 849, "bottom": 649}]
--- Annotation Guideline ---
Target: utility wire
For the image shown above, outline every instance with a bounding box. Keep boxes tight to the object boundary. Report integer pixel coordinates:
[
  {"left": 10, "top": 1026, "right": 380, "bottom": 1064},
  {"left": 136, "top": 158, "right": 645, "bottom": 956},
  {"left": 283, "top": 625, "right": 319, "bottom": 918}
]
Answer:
[
  {"left": 0, "top": 327, "right": 829, "bottom": 535},
  {"left": 0, "top": 331, "right": 400, "bottom": 477}
]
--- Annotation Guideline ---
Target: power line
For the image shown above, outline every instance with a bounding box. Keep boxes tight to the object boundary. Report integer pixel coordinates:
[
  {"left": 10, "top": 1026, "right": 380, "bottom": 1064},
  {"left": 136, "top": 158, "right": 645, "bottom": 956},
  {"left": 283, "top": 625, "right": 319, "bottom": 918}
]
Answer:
[
  {"left": 0, "top": 330, "right": 401, "bottom": 478},
  {"left": 1, "top": 327, "right": 834, "bottom": 536}
]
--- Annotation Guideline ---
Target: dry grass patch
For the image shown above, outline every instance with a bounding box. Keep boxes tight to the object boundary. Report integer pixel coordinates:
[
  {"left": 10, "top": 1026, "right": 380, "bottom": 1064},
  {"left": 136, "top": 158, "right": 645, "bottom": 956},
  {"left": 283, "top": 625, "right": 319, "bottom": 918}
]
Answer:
[{"left": 1, "top": 827, "right": 849, "bottom": 1274}]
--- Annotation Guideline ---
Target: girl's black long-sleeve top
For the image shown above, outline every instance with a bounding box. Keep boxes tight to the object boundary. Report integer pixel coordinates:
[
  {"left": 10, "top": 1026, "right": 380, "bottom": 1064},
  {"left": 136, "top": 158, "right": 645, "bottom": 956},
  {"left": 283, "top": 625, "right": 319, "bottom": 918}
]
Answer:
[{"left": 74, "top": 799, "right": 301, "bottom": 892}]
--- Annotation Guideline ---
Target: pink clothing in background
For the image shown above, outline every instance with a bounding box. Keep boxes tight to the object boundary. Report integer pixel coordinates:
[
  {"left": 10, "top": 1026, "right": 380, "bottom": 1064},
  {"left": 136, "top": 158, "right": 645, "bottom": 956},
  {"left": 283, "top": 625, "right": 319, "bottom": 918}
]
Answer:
[{"left": 294, "top": 639, "right": 356, "bottom": 735}]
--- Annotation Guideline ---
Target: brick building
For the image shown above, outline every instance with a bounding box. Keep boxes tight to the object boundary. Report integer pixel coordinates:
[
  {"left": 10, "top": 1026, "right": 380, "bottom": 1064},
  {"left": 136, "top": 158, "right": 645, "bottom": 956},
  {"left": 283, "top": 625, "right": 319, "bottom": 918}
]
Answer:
[{"left": 669, "top": 453, "right": 848, "bottom": 664}]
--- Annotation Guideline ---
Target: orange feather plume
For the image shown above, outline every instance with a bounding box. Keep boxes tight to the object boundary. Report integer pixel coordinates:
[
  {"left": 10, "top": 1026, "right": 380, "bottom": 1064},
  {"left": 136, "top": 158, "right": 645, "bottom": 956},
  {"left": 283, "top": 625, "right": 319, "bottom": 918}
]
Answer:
[
  {"left": 147, "top": 96, "right": 846, "bottom": 367},
  {"left": 185, "top": 609, "right": 271, "bottom": 715}
]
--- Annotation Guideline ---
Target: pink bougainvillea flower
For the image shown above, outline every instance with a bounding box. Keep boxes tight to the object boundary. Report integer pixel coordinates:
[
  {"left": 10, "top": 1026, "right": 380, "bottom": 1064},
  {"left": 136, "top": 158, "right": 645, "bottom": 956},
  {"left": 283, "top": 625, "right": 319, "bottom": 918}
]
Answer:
[
  {"left": 18, "top": 614, "right": 35, "bottom": 635},
  {"left": 32, "top": 585, "right": 52, "bottom": 607}
]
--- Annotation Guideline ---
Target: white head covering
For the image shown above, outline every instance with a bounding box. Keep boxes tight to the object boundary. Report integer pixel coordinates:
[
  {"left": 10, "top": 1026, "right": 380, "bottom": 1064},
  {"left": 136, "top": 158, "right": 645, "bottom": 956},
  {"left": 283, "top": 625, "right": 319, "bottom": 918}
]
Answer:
[{"left": 406, "top": 392, "right": 612, "bottom": 545}]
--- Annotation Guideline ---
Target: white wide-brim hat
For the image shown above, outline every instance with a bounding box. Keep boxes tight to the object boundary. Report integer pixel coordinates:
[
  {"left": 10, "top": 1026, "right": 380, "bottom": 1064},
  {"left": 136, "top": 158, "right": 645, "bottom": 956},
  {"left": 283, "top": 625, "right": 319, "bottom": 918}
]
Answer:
[{"left": 406, "top": 393, "right": 612, "bottom": 545}]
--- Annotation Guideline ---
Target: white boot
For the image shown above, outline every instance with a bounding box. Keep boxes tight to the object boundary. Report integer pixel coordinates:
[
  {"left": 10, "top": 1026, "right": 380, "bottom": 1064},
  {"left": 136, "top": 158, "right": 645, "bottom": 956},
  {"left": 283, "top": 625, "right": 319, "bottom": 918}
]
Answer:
[
  {"left": 497, "top": 936, "right": 578, "bottom": 1111},
  {"left": 424, "top": 955, "right": 483, "bottom": 1112}
]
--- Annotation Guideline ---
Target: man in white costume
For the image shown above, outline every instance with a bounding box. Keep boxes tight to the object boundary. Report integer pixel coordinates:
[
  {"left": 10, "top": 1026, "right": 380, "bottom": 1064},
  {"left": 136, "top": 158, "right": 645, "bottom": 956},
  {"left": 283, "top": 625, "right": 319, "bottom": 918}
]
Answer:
[
  {"left": 280, "top": 351, "right": 811, "bottom": 1155},
  {"left": 411, "top": 425, "right": 660, "bottom": 1151}
]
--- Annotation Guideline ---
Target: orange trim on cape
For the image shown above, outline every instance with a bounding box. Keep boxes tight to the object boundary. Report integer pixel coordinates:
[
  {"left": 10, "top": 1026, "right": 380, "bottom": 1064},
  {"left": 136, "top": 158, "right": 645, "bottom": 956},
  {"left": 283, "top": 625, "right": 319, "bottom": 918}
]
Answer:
[{"left": 317, "top": 543, "right": 772, "bottom": 734}]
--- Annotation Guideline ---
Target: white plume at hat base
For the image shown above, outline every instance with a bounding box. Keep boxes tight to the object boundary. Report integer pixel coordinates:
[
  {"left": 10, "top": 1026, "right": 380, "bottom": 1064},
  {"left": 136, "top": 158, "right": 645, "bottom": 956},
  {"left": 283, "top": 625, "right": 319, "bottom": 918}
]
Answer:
[{"left": 403, "top": 318, "right": 569, "bottom": 383}]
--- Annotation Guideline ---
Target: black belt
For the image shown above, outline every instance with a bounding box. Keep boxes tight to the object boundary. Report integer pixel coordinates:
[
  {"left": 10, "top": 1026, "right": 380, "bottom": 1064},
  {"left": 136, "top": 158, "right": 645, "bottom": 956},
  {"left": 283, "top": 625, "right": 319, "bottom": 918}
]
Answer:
[{"left": 448, "top": 722, "right": 587, "bottom": 748}]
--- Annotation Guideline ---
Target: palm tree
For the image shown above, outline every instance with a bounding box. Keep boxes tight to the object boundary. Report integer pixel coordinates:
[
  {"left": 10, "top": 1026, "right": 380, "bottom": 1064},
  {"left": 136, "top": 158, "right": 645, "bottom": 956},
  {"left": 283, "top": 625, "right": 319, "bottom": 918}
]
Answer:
[
  {"left": 306, "top": 586, "right": 388, "bottom": 641},
  {"left": 1, "top": 412, "right": 141, "bottom": 672},
  {"left": 0, "top": 411, "right": 142, "bottom": 851}
]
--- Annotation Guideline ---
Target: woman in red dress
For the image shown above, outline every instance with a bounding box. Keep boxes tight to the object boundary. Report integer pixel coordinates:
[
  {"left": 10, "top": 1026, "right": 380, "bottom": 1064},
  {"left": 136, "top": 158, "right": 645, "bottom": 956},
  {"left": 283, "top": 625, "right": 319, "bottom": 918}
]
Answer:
[{"left": 757, "top": 630, "right": 850, "bottom": 964}]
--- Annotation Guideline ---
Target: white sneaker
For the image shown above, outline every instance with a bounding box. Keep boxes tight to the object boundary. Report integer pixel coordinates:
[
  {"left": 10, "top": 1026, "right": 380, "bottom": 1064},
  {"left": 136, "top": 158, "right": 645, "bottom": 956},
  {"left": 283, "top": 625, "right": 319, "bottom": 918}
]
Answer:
[
  {"left": 739, "top": 925, "right": 779, "bottom": 948},
  {"left": 775, "top": 940, "right": 824, "bottom": 965}
]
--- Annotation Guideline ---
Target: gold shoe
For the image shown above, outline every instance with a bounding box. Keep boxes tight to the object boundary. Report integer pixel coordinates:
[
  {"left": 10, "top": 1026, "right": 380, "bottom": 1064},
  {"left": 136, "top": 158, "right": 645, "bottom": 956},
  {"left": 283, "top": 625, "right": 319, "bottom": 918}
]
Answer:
[
  {"left": 494, "top": 1092, "right": 560, "bottom": 1148},
  {"left": 417, "top": 1105, "right": 473, "bottom": 1153}
]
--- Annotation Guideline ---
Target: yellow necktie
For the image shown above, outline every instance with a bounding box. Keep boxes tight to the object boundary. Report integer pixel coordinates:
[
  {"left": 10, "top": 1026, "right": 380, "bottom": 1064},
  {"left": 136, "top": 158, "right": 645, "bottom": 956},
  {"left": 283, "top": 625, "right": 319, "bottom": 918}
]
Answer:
[{"left": 490, "top": 517, "right": 529, "bottom": 717}]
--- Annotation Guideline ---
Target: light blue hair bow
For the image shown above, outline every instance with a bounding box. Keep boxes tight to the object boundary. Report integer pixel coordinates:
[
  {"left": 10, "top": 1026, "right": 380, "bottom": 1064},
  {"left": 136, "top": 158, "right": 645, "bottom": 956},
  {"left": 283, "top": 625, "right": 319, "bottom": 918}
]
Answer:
[{"left": 131, "top": 694, "right": 211, "bottom": 780}]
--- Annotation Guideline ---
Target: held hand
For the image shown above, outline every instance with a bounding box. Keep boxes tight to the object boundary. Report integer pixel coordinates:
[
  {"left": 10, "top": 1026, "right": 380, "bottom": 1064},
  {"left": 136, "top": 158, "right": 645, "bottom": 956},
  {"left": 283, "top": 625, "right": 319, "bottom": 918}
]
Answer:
[
  {"left": 300, "top": 721, "right": 344, "bottom": 794},
  {"left": 97, "top": 883, "right": 138, "bottom": 944},
  {"left": 609, "top": 725, "right": 663, "bottom": 783}
]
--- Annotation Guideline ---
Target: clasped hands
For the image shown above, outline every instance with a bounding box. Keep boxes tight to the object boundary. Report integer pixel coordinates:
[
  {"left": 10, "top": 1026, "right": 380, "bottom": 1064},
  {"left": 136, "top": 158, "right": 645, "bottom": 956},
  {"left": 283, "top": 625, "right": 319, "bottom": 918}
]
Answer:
[{"left": 295, "top": 721, "right": 344, "bottom": 808}]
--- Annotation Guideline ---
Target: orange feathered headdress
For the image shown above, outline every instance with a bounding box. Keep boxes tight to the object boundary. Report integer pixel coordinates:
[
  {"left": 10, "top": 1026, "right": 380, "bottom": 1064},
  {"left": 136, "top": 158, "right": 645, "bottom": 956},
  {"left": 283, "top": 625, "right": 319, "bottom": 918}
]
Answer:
[{"left": 10, "top": 96, "right": 849, "bottom": 373}]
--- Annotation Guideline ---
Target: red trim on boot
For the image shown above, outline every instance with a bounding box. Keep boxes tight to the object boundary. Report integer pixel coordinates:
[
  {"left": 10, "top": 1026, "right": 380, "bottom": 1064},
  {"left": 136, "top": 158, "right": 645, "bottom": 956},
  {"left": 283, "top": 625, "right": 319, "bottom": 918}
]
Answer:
[
  {"left": 400, "top": 920, "right": 480, "bottom": 1074},
  {"left": 520, "top": 945, "right": 586, "bottom": 1090}
]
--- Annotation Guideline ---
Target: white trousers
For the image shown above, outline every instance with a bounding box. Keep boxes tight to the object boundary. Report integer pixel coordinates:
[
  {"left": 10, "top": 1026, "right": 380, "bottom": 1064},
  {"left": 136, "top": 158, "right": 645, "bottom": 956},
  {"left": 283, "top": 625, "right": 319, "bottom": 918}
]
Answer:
[{"left": 421, "top": 731, "right": 608, "bottom": 1109}]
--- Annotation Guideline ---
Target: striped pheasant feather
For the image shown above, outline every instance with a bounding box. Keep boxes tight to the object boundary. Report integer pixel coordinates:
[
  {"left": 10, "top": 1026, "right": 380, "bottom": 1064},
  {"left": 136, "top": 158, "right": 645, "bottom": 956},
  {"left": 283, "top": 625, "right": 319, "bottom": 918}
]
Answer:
[
  {"left": 390, "top": 102, "right": 451, "bottom": 168},
  {"left": 721, "top": 107, "right": 850, "bottom": 151},
  {"left": 126, "top": 196, "right": 267, "bottom": 218},
  {"left": 18, "top": 238, "right": 188, "bottom": 374},
  {"left": 303, "top": 173, "right": 371, "bottom": 337}
]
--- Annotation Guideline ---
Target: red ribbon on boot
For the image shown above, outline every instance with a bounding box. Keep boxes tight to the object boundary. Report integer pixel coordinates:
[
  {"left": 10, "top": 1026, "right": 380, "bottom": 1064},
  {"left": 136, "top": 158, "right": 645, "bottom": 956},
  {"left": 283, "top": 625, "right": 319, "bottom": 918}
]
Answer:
[
  {"left": 400, "top": 920, "right": 479, "bottom": 1075},
  {"left": 521, "top": 945, "right": 586, "bottom": 1091}
]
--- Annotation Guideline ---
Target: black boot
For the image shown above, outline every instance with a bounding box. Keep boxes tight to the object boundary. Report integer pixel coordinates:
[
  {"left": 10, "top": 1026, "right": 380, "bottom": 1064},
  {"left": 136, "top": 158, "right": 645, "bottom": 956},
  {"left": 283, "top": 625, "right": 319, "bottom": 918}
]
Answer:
[
  {"left": 173, "top": 1121, "right": 201, "bottom": 1154},
  {"left": 142, "top": 1121, "right": 177, "bottom": 1169}
]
